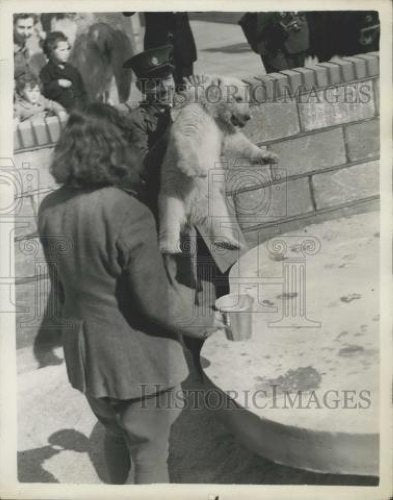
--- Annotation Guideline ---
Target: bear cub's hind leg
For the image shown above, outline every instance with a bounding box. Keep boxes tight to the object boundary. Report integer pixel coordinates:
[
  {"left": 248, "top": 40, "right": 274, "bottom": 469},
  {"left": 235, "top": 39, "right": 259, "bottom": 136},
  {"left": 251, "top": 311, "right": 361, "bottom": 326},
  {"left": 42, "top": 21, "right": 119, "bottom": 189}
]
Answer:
[{"left": 159, "top": 195, "right": 187, "bottom": 254}]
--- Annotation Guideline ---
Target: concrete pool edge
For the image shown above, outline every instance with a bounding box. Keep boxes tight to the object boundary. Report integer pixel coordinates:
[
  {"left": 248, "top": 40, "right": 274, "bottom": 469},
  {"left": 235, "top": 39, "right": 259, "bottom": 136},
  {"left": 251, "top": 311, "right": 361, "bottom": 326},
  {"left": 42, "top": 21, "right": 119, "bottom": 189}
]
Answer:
[{"left": 201, "top": 374, "right": 379, "bottom": 477}]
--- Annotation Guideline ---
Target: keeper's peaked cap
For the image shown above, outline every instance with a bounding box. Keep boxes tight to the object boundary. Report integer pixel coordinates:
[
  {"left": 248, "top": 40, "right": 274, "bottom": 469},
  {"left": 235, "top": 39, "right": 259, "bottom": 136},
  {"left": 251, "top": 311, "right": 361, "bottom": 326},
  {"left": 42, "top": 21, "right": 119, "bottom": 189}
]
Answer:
[{"left": 123, "top": 44, "right": 175, "bottom": 78}]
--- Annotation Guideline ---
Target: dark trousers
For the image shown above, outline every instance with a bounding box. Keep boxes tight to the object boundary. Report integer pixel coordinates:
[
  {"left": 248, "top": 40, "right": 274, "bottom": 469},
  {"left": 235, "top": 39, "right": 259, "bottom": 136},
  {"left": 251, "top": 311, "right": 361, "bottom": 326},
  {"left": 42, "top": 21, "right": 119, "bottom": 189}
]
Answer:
[
  {"left": 86, "top": 385, "right": 184, "bottom": 484},
  {"left": 183, "top": 233, "right": 231, "bottom": 376},
  {"left": 174, "top": 63, "right": 194, "bottom": 88}
]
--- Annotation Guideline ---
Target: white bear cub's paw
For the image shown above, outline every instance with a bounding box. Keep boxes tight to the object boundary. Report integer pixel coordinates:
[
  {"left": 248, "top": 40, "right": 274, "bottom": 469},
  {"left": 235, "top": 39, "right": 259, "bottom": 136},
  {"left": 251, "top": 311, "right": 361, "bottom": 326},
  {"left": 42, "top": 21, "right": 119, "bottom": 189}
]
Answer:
[
  {"left": 159, "top": 237, "right": 183, "bottom": 254},
  {"left": 255, "top": 147, "right": 279, "bottom": 164}
]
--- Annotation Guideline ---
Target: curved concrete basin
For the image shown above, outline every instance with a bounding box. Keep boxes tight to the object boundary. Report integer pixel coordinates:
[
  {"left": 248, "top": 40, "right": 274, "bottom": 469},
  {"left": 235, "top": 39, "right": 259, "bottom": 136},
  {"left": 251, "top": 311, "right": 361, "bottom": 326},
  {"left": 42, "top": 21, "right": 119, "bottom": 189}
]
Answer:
[{"left": 202, "top": 211, "right": 379, "bottom": 476}]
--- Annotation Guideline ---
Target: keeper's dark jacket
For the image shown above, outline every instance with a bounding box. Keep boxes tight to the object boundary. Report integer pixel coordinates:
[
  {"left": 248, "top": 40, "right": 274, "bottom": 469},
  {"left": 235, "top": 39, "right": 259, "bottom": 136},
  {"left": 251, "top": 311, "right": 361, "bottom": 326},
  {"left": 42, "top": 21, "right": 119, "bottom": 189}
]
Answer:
[
  {"left": 40, "top": 60, "right": 87, "bottom": 111},
  {"left": 38, "top": 186, "right": 213, "bottom": 399}
]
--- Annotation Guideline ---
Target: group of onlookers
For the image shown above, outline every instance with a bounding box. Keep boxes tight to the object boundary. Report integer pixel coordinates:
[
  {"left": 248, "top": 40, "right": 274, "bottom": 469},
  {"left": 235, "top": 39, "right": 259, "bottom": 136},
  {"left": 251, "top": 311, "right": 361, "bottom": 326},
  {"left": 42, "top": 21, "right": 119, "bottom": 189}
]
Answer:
[
  {"left": 13, "top": 11, "right": 380, "bottom": 124},
  {"left": 14, "top": 14, "right": 86, "bottom": 123},
  {"left": 13, "top": 12, "right": 198, "bottom": 123},
  {"left": 239, "top": 11, "right": 380, "bottom": 73}
]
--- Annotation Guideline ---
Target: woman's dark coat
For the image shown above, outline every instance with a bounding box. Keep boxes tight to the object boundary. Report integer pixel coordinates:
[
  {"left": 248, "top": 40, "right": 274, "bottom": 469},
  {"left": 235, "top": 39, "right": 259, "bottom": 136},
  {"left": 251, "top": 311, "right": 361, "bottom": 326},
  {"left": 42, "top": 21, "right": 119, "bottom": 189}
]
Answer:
[{"left": 38, "top": 186, "right": 212, "bottom": 399}]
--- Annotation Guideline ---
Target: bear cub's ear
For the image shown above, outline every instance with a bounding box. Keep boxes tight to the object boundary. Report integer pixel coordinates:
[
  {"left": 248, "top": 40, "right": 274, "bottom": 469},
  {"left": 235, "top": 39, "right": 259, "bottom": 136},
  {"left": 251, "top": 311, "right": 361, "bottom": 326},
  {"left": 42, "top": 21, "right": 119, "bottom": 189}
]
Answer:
[
  {"left": 204, "top": 74, "right": 222, "bottom": 88},
  {"left": 212, "top": 76, "right": 223, "bottom": 87}
]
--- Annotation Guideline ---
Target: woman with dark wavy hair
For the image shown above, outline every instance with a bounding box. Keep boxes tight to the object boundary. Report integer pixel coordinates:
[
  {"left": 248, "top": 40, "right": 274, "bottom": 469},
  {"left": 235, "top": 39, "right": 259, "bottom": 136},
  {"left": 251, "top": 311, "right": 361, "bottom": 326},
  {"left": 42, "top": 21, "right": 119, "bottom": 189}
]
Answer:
[
  {"left": 38, "top": 103, "right": 222, "bottom": 484},
  {"left": 49, "top": 102, "right": 139, "bottom": 188}
]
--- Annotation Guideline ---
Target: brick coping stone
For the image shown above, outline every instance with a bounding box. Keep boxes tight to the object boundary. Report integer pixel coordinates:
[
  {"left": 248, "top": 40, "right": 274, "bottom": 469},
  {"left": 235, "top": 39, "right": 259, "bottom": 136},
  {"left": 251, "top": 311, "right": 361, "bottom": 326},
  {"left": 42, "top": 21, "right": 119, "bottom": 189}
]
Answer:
[{"left": 14, "top": 52, "right": 379, "bottom": 153}]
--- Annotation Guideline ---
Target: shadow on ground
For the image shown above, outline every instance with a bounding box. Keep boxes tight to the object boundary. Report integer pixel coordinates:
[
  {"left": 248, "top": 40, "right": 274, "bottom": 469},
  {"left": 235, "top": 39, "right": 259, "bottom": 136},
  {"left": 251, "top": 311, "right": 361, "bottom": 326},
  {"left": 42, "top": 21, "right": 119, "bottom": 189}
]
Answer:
[{"left": 18, "top": 430, "right": 90, "bottom": 483}]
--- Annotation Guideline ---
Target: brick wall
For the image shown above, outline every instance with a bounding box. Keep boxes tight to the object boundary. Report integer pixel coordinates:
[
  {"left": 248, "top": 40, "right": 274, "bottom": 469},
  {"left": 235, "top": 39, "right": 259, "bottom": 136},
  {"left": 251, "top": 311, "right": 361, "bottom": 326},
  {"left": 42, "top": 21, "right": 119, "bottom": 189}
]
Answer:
[
  {"left": 234, "top": 52, "right": 380, "bottom": 245},
  {"left": 12, "top": 53, "right": 379, "bottom": 272}
]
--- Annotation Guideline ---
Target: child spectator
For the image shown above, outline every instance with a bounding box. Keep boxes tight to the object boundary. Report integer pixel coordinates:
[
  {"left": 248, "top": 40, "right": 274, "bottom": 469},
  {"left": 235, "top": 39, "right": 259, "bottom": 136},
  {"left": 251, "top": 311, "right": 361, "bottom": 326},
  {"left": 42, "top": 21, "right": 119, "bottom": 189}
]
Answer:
[
  {"left": 14, "top": 70, "right": 66, "bottom": 123},
  {"left": 40, "top": 31, "right": 87, "bottom": 111}
]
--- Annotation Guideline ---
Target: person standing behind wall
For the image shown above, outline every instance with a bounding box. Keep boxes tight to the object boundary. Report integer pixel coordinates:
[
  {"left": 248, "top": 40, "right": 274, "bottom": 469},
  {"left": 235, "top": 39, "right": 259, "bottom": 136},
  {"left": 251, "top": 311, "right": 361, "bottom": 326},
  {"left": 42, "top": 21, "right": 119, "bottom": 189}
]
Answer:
[
  {"left": 123, "top": 12, "right": 197, "bottom": 87},
  {"left": 306, "top": 11, "right": 379, "bottom": 62},
  {"left": 239, "top": 12, "right": 310, "bottom": 73},
  {"left": 13, "top": 13, "right": 39, "bottom": 76}
]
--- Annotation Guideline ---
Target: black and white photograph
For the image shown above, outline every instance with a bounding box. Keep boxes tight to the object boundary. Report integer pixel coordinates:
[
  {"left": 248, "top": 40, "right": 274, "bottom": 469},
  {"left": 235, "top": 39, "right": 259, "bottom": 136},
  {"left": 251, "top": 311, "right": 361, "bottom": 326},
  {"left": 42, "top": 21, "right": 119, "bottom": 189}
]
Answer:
[{"left": 0, "top": 1, "right": 391, "bottom": 499}]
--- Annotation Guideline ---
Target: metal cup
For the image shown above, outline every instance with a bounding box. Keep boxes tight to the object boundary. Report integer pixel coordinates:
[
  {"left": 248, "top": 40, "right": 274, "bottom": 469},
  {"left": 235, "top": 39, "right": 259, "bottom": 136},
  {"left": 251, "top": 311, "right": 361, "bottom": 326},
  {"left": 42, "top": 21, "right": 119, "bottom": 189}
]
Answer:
[{"left": 215, "top": 293, "right": 254, "bottom": 341}]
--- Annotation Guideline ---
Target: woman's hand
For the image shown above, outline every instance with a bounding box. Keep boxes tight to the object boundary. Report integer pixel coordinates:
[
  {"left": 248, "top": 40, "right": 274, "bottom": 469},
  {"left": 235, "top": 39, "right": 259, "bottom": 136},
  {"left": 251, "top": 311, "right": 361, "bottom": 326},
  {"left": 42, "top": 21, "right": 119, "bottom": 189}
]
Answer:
[
  {"left": 213, "top": 310, "right": 226, "bottom": 329},
  {"left": 203, "top": 310, "right": 227, "bottom": 339}
]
